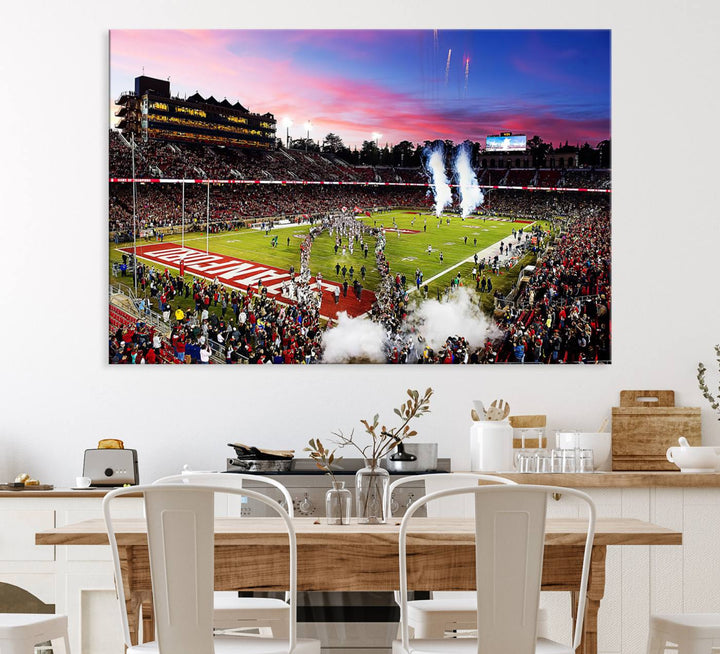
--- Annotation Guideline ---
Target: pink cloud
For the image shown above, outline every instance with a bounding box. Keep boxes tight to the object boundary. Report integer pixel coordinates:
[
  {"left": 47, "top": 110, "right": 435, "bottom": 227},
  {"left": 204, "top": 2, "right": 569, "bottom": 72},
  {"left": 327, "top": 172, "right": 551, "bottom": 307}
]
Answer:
[{"left": 110, "top": 30, "right": 608, "bottom": 148}]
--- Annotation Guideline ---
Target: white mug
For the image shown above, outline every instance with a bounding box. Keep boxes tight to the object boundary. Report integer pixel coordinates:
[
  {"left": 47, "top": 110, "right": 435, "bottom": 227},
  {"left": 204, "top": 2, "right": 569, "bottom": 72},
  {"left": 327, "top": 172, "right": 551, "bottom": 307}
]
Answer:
[{"left": 75, "top": 476, "right": 92, "bottom": 488}]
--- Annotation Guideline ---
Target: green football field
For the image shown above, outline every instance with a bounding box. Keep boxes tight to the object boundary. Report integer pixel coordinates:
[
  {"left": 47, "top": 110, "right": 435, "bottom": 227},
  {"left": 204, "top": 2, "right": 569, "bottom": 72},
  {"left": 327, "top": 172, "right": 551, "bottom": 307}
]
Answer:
[{"left": 110, "top": 209, "right": 543, "bottom": 315}]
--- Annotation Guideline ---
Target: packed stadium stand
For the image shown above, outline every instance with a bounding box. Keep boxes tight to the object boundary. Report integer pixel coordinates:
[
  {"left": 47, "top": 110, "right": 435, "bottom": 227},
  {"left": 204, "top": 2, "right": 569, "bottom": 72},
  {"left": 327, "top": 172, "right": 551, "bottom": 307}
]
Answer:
[
  {"left": 109, "top": 304, "right": 181, "bottom": 364},
  {"left": 110, "top": 130, "right": 610, "bottom": 190},
  {"left": 109, "top": 124, "right": 611, "bottom": 364},
  {"left": 503, "top": 169, "right": 536, "bottom": 186},
  {"left": 536, "top": 169, "right": 562, "bottom": 187}
]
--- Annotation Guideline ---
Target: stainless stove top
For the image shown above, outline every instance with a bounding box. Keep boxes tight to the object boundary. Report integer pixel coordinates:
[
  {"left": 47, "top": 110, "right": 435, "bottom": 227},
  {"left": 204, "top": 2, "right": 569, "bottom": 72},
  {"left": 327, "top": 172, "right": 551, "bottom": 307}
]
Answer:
[
  {"left": 223, "top": 457, "right": 451, "bottom": 519},
  {"left": 226, "top": 457, "right": 451, "bottom": 476}
]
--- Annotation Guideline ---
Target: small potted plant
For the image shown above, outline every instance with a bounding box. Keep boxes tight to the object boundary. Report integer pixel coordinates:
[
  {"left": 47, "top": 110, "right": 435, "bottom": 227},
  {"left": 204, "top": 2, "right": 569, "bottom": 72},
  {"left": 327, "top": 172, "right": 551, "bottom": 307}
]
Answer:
[
  {"left": 305, "top": 438, "right": 351, "bottom": 525},
  {"left": 331, "top": 388, "right": 433, "bottom": 524}
]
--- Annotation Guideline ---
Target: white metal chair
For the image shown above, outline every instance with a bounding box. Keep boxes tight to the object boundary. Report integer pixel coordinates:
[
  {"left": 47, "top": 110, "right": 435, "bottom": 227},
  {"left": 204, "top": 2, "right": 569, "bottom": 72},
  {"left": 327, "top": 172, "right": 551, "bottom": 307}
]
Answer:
[
  {"left": 0, "top": 614, "right": 70, "bottom": 654},
  {"left": 393, "top": 484, "right": 596, "bottom": 654},
  {"left": 647, "top": 614, "right": 720, "bottom": 653},
  {"left": 153, "top": 472, "right": 292, "bottom": 638},
  {"left": 103, "top": 483, "right": 320, "bottom": 654},
  {"left": 387, "top": 473, "right": 519, "bottom": 638}
]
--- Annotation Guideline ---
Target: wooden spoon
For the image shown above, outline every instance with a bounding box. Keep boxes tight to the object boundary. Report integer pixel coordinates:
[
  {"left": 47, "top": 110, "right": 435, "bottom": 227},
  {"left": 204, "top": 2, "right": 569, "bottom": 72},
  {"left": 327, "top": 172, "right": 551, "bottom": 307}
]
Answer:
[
  {"left": 500, "top": 400, "right": 511, "bottom": 419},
  {"left": 487, "top": 399, "right": 511, "bottom": 421}
]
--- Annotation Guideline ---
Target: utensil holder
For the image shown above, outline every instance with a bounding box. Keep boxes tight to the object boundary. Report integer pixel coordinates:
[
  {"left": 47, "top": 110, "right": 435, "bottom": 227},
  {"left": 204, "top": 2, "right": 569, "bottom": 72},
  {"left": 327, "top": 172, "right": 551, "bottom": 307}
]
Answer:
[{"left": 470, "top": 420, "right": 514, "bottom": 471}]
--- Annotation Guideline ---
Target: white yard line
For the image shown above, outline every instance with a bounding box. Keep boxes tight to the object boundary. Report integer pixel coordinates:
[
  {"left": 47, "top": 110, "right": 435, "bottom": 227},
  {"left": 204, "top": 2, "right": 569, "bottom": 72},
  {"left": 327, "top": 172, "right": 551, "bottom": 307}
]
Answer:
[
  {"left": 408, "top": 221, "right": 536, "bottom": 293},
  {"left": 120, "top": 220, "right": 313, "bottom": 249}
]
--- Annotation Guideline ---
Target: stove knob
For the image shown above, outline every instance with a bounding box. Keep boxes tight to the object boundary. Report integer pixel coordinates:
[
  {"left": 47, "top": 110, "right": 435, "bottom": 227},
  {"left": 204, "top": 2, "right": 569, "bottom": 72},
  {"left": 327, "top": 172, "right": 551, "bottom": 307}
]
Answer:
[
  {"left": 298, "top": 493, "right": 314, "bottom": 515},
  {"left": 104, "top": 468, "right": 114, "bottom": 477}
]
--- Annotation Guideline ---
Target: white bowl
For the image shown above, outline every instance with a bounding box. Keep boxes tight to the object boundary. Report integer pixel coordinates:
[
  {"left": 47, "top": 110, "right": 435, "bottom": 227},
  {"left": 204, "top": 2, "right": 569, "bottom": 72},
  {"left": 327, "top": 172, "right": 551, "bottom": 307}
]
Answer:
[
  {"left": 555, "top": 432, "right": 612, "bottom": 471},
  {"left": 666, "top": 446, "right": 720, "bottom": 472}
]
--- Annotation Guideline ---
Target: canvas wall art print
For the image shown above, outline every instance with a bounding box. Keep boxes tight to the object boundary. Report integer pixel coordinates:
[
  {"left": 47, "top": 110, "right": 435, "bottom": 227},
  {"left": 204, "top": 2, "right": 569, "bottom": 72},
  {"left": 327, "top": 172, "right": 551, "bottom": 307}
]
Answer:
[{"left": 109, "top": 29, "right": 611, "bottom": 365}]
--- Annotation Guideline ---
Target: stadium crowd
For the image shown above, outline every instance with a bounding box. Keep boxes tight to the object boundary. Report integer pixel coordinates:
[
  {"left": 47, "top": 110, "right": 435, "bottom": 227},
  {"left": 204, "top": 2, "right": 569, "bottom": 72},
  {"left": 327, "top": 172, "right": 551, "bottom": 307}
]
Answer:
[
  {"left": 110, "top": 192, "right": 610, "bottom": 364},
  {"left": 110, "top": 130, "right": 606, "bottom": 189},
  {"left": 110, "top": 183, "right": 430, "bottom": 238},
  {"left": 492, "top": 205, "right": 611, "bottom": 363},
  {"left": 109, "top": 130, "right": 611, "bottom": 364},
  {"left": 110, "top": 131, "right": 426, "bottom": 185}
]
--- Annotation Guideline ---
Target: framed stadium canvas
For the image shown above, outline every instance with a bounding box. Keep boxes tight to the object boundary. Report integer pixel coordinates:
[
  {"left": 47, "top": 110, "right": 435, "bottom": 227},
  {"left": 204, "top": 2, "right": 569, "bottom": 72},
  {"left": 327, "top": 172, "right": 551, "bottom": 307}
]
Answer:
[{"left": 109, "top": 29, "right": 611, "bottom": 365}]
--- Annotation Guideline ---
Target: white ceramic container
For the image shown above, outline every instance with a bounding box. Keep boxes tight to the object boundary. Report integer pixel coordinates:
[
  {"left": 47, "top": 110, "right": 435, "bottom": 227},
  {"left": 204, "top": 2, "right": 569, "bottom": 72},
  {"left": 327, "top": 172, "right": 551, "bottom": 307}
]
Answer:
[
  {"left": 666, "top": 446, "right": 720, "bottom": 472},
  {"left": 470, "top": 420, "right": 514, "bottom": 472}
]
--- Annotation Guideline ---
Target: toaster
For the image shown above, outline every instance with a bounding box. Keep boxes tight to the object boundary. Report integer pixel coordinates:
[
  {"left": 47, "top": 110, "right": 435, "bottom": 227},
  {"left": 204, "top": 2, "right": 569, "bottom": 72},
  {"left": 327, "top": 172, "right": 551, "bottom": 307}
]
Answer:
[{"left": 82, "top": 449, "right": 139, "bottom": 486}]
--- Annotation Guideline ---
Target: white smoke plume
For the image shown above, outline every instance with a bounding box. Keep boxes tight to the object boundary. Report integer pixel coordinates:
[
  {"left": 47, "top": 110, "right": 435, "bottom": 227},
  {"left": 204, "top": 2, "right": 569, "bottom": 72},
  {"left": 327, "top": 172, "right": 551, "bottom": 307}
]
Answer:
[
  {"left": 408, "top": 288, "right": 500, "bottom": 350},
  {"left": 321, "top": 312, "right": 388, "bottom": 363},
  {"left": 454, "top": 142, "right": 484, "bottom": 218},
  {"left": 423, "top": 144, "right": 452, "bottom": 217}
]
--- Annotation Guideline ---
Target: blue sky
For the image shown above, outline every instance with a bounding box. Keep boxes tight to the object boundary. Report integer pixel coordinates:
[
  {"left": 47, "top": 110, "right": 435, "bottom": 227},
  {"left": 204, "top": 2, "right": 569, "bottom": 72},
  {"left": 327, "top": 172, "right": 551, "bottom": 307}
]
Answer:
[{"left": 111, "top": 29, "right": 610, "bottom": 148}]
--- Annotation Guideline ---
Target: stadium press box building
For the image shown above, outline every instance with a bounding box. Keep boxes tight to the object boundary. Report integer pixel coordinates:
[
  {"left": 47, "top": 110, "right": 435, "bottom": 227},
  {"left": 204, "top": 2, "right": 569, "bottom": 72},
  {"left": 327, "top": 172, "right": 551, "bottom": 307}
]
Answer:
[{"left": 115, "top": 75, "right": 276, "bottom": 149}]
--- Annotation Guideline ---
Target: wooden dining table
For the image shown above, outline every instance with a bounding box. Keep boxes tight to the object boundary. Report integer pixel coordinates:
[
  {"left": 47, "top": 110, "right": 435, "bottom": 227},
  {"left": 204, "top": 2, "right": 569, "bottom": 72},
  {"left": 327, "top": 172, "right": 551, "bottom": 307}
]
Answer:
[{"left": 36, "top": 516, "right": 681, "bottom": 654}]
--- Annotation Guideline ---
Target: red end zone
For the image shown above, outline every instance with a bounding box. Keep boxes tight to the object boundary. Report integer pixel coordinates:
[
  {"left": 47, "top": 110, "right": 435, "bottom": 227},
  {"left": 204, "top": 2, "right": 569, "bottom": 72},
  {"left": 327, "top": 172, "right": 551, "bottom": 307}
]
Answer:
[{"left": 119, "top": 243, "right": 375, "bottom": 320}]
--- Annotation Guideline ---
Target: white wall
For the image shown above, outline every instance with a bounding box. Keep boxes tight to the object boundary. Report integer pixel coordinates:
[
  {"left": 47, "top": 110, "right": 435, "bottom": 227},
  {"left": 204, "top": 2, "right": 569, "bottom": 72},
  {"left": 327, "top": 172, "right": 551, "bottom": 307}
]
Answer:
[{"left": 0, "top": 0, "right": 718, "bottom": 486}]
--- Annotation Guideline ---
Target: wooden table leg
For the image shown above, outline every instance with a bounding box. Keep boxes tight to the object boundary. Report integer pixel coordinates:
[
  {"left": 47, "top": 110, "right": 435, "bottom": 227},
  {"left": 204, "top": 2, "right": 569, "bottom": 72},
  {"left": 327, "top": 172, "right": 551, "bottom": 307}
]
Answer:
[
  {"left": 572, "top": 545, "right": 606, "bottom": 654},
  {"left": 140, "top": 590, "right": 154, "bottom": 643},
  {"left": 119, "top": 545, "right": 155, "bottom": 646},
  {"left": 125, "top": 592, "right": 141, "bottom": 647}
]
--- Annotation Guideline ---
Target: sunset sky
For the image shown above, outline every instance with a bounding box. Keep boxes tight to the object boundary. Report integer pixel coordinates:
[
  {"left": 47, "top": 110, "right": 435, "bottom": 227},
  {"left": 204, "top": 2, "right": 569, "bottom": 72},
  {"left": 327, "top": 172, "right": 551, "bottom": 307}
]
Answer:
[{"left": 110, "top": 29, "right": 610, "bottom": 149}]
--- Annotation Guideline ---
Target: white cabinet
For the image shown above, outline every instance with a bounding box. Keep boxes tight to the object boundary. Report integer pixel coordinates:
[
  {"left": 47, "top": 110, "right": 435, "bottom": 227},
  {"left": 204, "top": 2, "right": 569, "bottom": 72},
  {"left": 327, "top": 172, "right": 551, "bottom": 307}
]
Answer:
[
  {"left": 0, "top": 510, "right": 55, "bottom": 561},
  {"left": 0, "top": 494, "right": 142, "bottom": 654},
  {"left": 540, "top": 486, "right": 719, "bottom": 654}
]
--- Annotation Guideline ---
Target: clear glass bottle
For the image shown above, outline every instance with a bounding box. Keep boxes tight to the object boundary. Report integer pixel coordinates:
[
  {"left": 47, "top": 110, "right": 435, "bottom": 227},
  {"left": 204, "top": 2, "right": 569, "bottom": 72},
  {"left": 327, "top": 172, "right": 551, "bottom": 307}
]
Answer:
[
  {"left": 355, "top": 465, "right": 390, "bottom": 524},
  {"left": 325, "top": 480, "right": 352, "bottom": 525}
]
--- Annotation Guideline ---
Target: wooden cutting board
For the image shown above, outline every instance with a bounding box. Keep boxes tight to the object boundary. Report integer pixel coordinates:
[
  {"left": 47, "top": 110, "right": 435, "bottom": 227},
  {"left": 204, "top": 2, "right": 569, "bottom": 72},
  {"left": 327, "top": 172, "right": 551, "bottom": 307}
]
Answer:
[
  {"left": 611, "top": 390, "right": 701, "bottom": 470},
  {"left": 0, "top": 484, "right": 54, "bottom": 491}
]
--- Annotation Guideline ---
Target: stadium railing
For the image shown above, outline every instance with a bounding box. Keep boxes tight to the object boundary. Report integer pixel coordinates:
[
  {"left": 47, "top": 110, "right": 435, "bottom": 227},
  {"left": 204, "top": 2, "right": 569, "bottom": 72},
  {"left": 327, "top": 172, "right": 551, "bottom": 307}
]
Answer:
[{"left": 110, "top": 282, "right": 169, "bottom": 335}]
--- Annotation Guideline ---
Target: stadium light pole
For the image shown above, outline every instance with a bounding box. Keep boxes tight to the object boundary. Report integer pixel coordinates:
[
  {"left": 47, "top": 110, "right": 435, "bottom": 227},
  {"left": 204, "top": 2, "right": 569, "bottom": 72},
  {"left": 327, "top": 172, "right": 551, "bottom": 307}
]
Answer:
[
  {"left": 282, "top": 117, "right": 293, "bottom": 148},
  {"left": 304, "top": 121, "right": 312, "bottom": 151},
  {"left": 206, "top": 181, "right": 210, "bottom": 255},
  {"left": 372, "top": 132, "right": 382, "bottom": 147},
  {"left": 131, "top": 133, "right": 138, "bottom": 296},
  {"left": 181, "top": 177, "right": 185, "bottom": 249}
]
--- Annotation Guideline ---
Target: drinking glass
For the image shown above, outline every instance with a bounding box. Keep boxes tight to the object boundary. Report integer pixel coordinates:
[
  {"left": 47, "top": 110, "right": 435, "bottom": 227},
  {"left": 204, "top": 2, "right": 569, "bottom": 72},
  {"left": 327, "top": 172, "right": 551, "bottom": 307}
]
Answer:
[
  {"left": 518, "top": 429, "right": 529, "bottom": 449},
  {"left": 536, "top": 450, "right": 551, "bottom": 473},
  {"left": 515, "top": 447, "right": 531, "bottom": 471},
  {"left": 529, "top": 427, "right": 546, "bottom": 449},
  {"left": 517, "top": 451, "right": 536, "bottom": 473},
  {"left": 561, "top": 449, "right": 577, "bottom": 473},
  {"left": 578, "top": 449, "right": 595, "bottom": 473}
]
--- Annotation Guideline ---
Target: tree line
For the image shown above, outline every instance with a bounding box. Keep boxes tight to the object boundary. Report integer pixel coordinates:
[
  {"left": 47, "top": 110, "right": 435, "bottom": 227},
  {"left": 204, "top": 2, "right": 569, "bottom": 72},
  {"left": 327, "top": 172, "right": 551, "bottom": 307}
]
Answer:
[{"left": 285, "top": 133, "right": 611, "bottom": 169}]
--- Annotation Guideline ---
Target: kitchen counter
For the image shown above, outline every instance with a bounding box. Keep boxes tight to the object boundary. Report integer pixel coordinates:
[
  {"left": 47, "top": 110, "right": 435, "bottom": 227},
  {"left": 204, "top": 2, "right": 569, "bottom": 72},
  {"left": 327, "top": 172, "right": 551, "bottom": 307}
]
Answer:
[
  {"left": 457, "top": 471, "right": 720, "bottom": 487},
  {"left": 4, "top": 472, "right": 720, "bottom": 496},
  {"left": 3, "top": 472, "right": 720, "bottom": 496},
  {"left": 0, "top": 488, "right": 138, "bottom": 498}
]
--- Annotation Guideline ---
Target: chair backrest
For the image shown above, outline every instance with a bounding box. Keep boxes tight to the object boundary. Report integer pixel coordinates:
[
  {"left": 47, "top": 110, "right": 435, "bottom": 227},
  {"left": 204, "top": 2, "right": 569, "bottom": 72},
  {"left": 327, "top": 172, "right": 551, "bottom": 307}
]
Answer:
[
  {"left": 103, "top": 484, "right": 297, "bottom": 654},
  {"left": 153, "top": 471, "right": 295, "bottom": 517},
  {"left": 396, "top": 484, "right": 595, "bottom": 654},
  {"left": 385, "top": 472, "right": 516, "bottom": 519}
]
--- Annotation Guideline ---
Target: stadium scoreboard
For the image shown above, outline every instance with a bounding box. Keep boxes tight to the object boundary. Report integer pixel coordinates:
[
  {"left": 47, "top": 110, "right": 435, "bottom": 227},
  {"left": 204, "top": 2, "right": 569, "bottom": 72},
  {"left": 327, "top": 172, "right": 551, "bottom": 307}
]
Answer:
[{"left": 485, "top": 133, "right": 527, "bottom": 152}]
